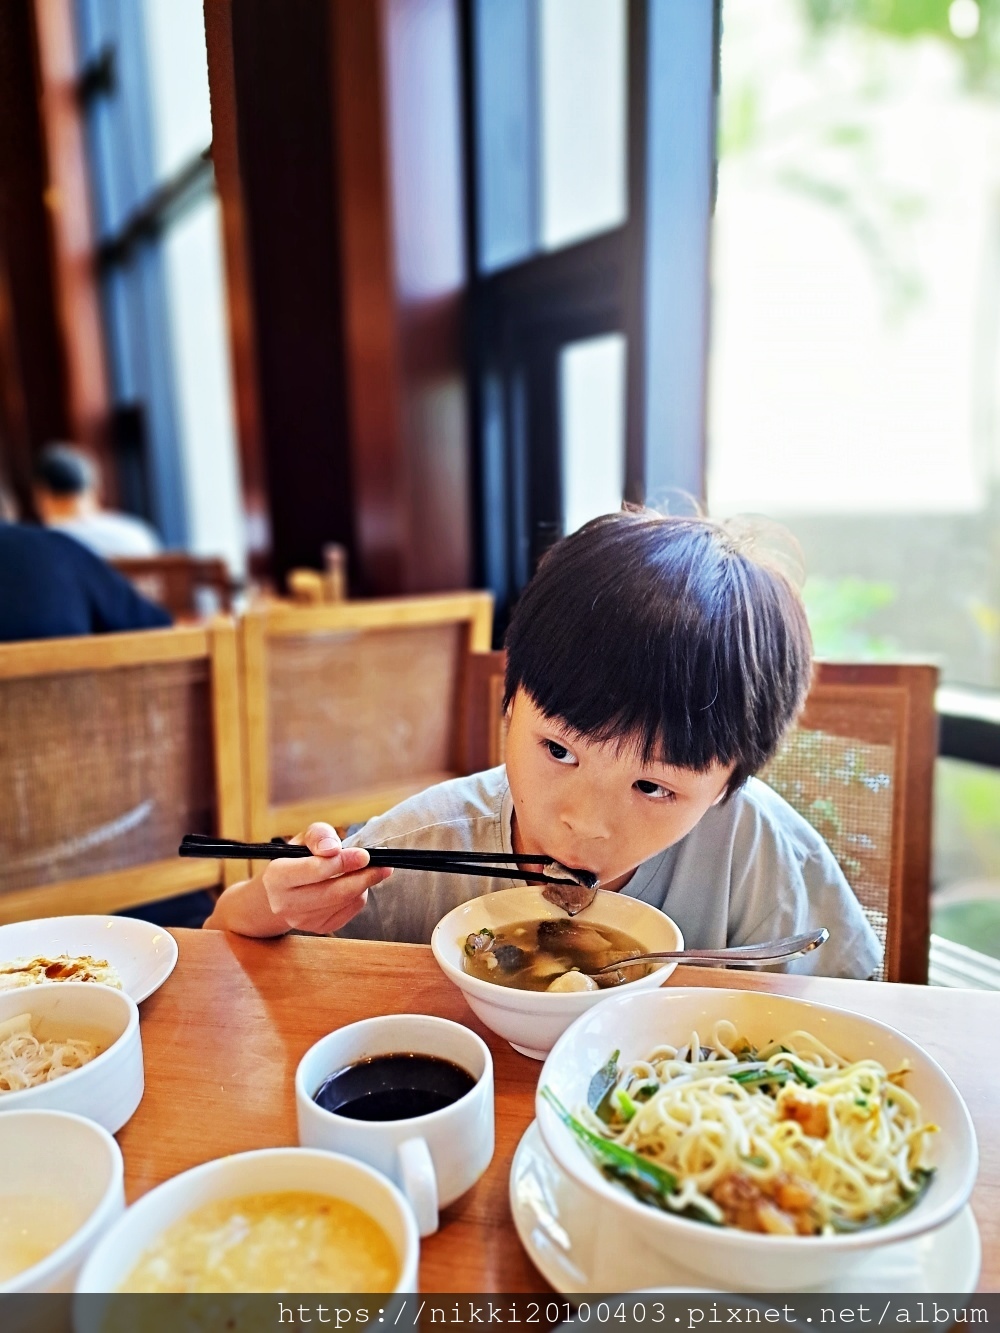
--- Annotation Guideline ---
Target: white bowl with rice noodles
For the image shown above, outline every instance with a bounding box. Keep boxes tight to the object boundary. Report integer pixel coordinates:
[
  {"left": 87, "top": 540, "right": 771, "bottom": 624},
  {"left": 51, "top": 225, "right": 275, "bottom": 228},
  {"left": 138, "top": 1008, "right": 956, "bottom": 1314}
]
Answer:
[
  {"left": 536, "top": 988, "right": 978, "bottom": 1291},
  {"left": 431, "top": 887, "right": 683, "bottom": 1060},
  {"left": 0, "top": 982, "right": 142, "bottom": 1133}
]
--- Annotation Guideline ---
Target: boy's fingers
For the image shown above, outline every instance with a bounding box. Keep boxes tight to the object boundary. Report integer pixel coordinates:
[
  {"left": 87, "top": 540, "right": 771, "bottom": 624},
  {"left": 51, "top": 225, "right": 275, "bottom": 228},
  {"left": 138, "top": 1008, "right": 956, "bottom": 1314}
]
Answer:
[
  {"left": 296, "top": 823, "right": 341, "bottom": 855},
  {"left": 266, "top": 845, "right": 371, "bottom": 891},
  {"left": 265, "top": 865, "right": 391, "bottom": 929},
  {"left": 318, "top": 891, "right": 372, "bottom": 934}
]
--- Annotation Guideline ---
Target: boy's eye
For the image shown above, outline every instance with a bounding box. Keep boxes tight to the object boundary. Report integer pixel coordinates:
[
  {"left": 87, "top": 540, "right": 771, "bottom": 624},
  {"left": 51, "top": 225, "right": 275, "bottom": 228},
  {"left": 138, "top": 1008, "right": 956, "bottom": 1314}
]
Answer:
[
  {"left": 544, "top": 739, "right": 576, "bottom": 764},
  {"left": 635, "top": 780, "right": 675, "bottom": 801}
]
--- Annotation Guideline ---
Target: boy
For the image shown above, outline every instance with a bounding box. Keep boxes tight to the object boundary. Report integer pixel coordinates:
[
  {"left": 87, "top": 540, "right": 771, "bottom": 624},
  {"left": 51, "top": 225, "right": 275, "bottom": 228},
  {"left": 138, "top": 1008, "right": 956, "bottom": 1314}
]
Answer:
[{"left": 206, "top": 512, "right": 881, "bottom": 978}]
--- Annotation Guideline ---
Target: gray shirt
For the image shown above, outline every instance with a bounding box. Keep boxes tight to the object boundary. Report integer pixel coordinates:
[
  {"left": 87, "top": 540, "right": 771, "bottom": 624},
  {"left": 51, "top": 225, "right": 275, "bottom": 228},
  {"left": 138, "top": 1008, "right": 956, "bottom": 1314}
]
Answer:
[{"left": 340, "top": 767, "right": 882, "bottom": 979}]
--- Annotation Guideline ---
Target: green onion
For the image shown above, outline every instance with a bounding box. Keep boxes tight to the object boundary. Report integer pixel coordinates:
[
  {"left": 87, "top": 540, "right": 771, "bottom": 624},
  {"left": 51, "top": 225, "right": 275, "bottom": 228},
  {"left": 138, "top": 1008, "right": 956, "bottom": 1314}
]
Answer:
[
  {"left": 788, "top": 1061, "right": 818, "bottom": 1088},
  {"left": 614, "top": 1088, "right": 640, "bottom": 1122},
  {"left": 541, "top": 1087, "right": 677, "bottom": 1198},
  {"left": 729, "top": 1066, "right": 792, "bottom": 1087}
]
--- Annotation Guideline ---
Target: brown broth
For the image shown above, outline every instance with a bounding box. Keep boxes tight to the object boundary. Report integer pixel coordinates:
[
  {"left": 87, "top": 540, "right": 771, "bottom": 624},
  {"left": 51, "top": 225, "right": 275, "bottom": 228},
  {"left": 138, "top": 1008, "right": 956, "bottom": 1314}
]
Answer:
[{"left": 462, "top": 917, "right": 650, "bottom": 991}]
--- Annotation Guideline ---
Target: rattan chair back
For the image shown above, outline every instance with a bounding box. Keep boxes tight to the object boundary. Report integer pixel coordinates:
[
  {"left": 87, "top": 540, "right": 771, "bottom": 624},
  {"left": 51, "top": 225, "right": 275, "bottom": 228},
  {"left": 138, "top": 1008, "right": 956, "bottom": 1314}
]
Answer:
[
  {"left": 0, "top": 623, "right": 245, "bottom": 923},
  {"left": 240, "top": 593, "right": 494, "bottom": 837}
]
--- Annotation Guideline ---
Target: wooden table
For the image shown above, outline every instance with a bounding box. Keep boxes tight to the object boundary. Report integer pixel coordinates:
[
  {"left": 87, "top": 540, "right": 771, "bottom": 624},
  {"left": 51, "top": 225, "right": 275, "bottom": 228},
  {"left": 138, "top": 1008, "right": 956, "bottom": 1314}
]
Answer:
[{"left": 119, "top": 930, "right": 1000, "bottom": 1292}]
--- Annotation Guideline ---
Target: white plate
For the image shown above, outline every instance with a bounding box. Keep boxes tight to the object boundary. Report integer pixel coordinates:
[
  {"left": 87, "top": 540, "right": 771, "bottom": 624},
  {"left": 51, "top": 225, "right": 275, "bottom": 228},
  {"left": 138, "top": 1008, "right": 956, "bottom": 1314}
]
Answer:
[
  {"left": 0, "top": 915, "right": 178, "bottom": 1003},
  {"left": 510, "top": 1121, "right": 982, "bottom": 1295}
]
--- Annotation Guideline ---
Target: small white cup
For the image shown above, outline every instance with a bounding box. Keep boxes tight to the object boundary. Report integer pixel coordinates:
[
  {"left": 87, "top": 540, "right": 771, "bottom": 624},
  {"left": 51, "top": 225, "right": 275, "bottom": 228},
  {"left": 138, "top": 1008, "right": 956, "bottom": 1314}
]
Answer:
[{"left": 296, "top": 1014, "right": 494, "bottom": 1238}]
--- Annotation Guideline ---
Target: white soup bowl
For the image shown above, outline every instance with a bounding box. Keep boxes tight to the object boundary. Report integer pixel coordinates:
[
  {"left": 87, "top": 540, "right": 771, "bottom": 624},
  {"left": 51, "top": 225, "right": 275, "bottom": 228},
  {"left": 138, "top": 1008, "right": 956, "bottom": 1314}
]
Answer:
[{"left": 431, "top": 887, "right": 683, "bottom": 1060}]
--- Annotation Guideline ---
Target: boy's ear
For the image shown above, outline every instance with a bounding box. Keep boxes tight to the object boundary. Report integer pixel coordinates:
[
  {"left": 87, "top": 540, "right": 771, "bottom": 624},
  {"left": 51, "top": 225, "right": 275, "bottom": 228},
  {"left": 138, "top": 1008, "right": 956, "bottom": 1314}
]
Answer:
[{"left": 711, "top": 788, "right": 728, "bottom": 807}]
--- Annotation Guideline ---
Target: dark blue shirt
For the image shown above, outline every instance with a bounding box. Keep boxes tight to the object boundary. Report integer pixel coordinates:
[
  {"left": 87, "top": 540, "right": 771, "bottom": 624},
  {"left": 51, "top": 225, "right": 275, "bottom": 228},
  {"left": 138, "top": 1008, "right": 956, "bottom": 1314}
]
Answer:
[{"left": 0, "top": 523, "right": 172, "bottom": 641}]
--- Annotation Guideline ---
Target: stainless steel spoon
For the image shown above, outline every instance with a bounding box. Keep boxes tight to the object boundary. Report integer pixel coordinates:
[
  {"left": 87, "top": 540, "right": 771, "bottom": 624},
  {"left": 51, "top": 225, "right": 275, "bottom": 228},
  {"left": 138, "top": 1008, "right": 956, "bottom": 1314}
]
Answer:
[{"left": 586, "top": 927, "right": 829, "bottom": 975}]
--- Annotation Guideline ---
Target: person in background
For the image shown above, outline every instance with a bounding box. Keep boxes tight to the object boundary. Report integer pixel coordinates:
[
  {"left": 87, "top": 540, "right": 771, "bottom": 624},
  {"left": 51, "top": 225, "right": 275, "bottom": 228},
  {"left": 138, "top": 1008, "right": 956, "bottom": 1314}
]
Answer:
[
  {"left": 33, "top": 442, "right": 162, "bottom": 559},
  {"left": 0, "top": 512, "right": 171, "bottom": 642}
]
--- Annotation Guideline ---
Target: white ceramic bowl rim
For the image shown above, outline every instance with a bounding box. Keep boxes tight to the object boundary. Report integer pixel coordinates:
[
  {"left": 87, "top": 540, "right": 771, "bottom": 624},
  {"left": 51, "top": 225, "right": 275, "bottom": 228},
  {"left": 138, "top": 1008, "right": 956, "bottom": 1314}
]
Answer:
[
  {"left": 431, "top": 890, "right": 682, "bottom": 1009},
  {"left": 75, "top": 1146, "right": 421, "bottom": 1293},
  {"left": 0, "top": 1109, "right": 124, "bottom": 1294},
  {"left": 537, "top": 988, "right": 978, "bottom": 1255},
  {"left": 0, "top": 982, "right": 138, "bottom": 1108}
]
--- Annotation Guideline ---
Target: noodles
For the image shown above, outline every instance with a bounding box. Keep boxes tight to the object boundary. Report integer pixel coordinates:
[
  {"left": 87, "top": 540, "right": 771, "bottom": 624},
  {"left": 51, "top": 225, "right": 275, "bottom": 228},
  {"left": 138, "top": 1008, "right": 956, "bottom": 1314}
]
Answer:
[
  {"left": 546, "top": 1020, "right": 938, "bottom": 1236},
  {"left": 0, "top": 1012, "right": 101, "bottom": 1093}
]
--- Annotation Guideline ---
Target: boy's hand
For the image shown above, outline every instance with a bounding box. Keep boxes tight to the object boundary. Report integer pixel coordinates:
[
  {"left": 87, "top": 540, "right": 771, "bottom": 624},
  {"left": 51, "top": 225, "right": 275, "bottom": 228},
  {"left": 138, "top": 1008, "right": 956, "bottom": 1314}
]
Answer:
[{"left": 261, "top": 823, "right": 392, "bottom": 934}]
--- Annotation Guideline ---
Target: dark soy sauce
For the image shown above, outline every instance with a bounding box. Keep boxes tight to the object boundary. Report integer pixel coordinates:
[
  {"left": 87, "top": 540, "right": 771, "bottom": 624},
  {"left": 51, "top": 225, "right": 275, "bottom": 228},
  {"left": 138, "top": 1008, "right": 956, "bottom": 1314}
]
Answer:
[{"left": 314, "top": 1053, "right": 477, "bottom": 1121}]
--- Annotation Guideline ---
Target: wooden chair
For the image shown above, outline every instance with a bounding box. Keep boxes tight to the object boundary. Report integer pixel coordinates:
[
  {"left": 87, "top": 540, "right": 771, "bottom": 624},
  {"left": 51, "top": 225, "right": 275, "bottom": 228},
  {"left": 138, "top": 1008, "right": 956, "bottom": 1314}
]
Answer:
[
  {"left": 460, "top": 649, "right": 508, "bottom": 773},
  {"left": 0, "top": 624, "right": 246, "bottom": 924},
  {"left": 461, "top": 653, "right": 939, "bottom": 984},
  {"left": 286, "top": 543, "right": 349, "bottom": 605},
  {"left": 112, "top": 554, "right": 237, "bottom": 618},
  {"left": 239, "top": 592, "right": 494, "bottom": 838},
  {"left": 762, "top": 662, "right": 938, "bottom": 985}
]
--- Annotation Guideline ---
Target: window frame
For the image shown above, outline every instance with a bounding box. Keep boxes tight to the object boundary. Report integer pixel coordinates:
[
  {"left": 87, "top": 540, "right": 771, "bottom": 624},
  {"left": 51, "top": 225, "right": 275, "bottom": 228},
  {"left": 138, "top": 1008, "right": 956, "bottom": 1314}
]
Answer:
[
  {"left": 459, "top": 0, "right": 719, "bottom": 621},
  {"left": 75, "top": 0, "right": 216, "bottom": 547}
]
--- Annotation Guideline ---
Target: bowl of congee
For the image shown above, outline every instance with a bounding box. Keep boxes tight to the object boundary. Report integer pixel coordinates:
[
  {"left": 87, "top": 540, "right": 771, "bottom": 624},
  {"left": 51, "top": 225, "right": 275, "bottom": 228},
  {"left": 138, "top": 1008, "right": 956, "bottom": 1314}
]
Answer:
[
  {"left": 430, "top": 886, "right": 682, "bottom": 1059},
  {"left": 75, "top": 1148, "right": 419, "bottom": 1294}
]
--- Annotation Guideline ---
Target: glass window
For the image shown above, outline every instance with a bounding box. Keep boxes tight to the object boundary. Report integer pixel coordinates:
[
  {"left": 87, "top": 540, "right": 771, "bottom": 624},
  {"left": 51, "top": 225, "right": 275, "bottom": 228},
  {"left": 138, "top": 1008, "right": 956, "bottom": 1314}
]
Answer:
[
  {"left": 76, "top": 0, "right": 244, "bottom": 571},
  {"left": 707, "top": 0, "right": 1000, "bottom": 690},
  {"left": 141, "top": 0, "right": 213, "bottom": 181},
  {"left": 473, "top": 0, "right": 537, "bottom": 272},
  {"left": 560, "top": 332, "right": 627, "bottom": 534},
  {"left": 163, "top": 197, "right": 244, "bottom": 574},
  {"left": 709, "top": 0, "right": 1000, "bottom": 960},
  {"left": 473, "top": 0, "right": 628, "bottom": 273},
  {"left": 538, "top": 0, "right": 628, "bottom": 251}
]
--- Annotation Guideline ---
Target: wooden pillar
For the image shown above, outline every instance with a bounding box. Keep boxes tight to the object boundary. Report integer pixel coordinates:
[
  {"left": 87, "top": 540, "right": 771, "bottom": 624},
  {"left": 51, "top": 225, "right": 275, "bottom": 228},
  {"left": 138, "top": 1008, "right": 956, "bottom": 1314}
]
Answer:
[
  {"left": 32, "top": 0, "right": 111, "bottom": 468},
  {"left": 207, "top": 0, "right": 358, "bottom": 590},
  {"left": 329, "top": 0, "right": 407, "bottom": 594},
  {"left": 0, "top": 0, "right": 72, "bottom": 511},
  {"left": 203, "top": 0, "right": 270, "bottom": 573},
  {"left": 380, "top": 0, "right": 472, "bottom": 593},
  {"left": 204, "top": 0, "right": 473, "bottom": 595}
]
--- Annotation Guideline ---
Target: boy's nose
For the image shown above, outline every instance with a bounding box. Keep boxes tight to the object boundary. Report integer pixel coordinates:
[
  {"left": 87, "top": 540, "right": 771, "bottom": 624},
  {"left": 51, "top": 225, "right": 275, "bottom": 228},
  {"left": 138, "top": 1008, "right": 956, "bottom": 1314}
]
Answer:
[{"left": 559, "top": 805, "right": 612, "bottom": 841}]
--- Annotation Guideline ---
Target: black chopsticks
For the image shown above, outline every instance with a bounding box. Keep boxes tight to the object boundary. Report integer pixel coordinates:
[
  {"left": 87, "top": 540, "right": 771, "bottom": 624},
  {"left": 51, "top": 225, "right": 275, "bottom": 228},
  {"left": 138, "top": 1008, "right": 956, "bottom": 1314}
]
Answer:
[{"left": 179, "top": 834, "right": 597, "bottom": 889}]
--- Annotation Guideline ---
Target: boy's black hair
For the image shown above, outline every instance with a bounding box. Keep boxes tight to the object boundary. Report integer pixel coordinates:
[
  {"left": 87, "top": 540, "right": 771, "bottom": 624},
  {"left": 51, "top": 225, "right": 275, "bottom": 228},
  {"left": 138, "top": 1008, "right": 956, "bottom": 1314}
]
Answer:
[{"left": 503, "top": 510, "right": 813, "bottom": 796}]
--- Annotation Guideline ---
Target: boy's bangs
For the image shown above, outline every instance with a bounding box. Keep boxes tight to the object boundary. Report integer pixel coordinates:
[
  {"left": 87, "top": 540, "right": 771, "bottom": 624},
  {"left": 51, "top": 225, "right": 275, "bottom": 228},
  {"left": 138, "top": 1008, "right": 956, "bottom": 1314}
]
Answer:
[{"left": 518, "top": 624, "right": 745, "bottom": 777}]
